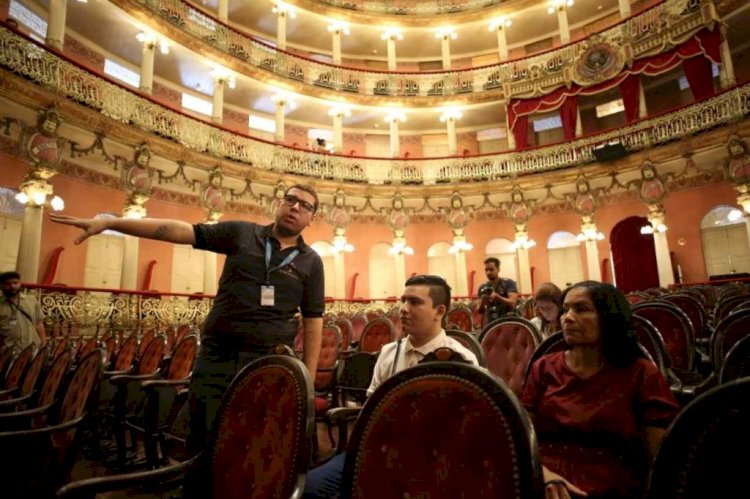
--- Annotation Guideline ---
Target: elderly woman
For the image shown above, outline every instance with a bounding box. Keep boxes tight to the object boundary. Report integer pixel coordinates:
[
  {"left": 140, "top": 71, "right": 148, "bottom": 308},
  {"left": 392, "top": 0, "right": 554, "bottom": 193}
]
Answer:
[
  {"left": 530, "top": 282, "right": 563, "bottom": 339},
  {"left": 522, "top": 281, "right": 679, "bottom": 499}
]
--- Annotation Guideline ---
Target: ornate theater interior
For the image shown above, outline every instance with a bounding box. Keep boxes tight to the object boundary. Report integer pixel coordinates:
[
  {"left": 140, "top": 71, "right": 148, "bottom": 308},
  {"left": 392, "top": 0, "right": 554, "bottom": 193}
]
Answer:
[{"left": 1, "top": 0, "right": 750, "bottom": 495}]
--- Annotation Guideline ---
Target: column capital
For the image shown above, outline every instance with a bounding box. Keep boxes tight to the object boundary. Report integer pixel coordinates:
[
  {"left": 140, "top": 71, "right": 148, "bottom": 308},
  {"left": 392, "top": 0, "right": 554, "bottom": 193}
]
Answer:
[
  {"left": 380, "top": 29, "right": 403, "bottom": 41},
  {"left": 272, "top": 1, "right": 296, "bottom": 18},
  {"left": 136, "top": 32, "right": 169, "bottom": 54},
  {"left": 384, "top": 111, "right": 407, "bottom": 124},
  {"left": 327, "top": 21, "right": 350, "bottom": 35},
  {"left": 488, "top": 18, "right": 512, "bottom": 32}
]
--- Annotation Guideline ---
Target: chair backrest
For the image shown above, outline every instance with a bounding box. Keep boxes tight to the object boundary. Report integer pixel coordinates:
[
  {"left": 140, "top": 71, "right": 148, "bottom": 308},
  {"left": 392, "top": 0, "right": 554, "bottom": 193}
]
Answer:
[
  {"left": 630, "top": 315, "right": 669, "bottom": 376},
  {"left": 358, "top": 317, "right": 396, "bottom": 354},
  {"left": 166, "top": 334, "right": 199, "bottom": 380},
  {"left": 710, "top": 307, "right": 750, "bottom": 370},
  {"left": 712, "top": 294, "right": 750, "bottom": 328},
  {"left": 660, "top": 293, "right": 707, "bottom": 340},
  {"left": 478, "top": 317, "right": 542, "bottom": 395},
  {"left": 3, "top": 344, "right": 34, "bottom": 390},
  {"left": 0, "top": 348, "right": 14, "bottom": 381},
  {"left": 337, "top": 351, "right": 378, "bottom": 405},
  {"left": 647, "top": 378, "right": 750, "bottom": 499},
  {"left": 18, "top": 348, "right": 47, "bottom": 397},
  {"left": 334, "top": 317, "right": 353, "bottom": 350},
  {"left": 36, "top": 349, "right": 73, "bottom": 408},
  {"left": 341, "top": 362, "right": 543, "bottom": 499},
  {"left": 75, "top": 337, "right": 100, "bottom": 363},
  {"left": 446, "top": 305, "right": 474, "bottom": 333},
  {"left": 113, "top": 334, "right": 139, "bottom": 371},
  {"left": 57, "top": 350, "right": 102, "bottom": 424},
  {"left": 206, "top": 355, "right": 313, "bottom": 499},
  {"left": 49, "top": 338, "right": 69, "bottom": 363},
  {"left": 315, "top": 325, "right": 342, "bottom": 391},
  {"left": 718, "top": 334, "right": 750, "bottom": 384},
  {"left": 175, "top": 324, "right": 195, "bottom": 346},
  {"left": 350, "top": 314, "right": 367, "bottom": 344},
  {"left": 632, "top": 302, "right": 694, "bottom": 370},
  {"left": 137, "top": 335, "right": 166, "bottom": 375},
  {"left": 523, "top": 331, "right": 568, "bottom": 383},
  {"left": 445, "top": 329, "right": 486, "bottom": 367},
  {"left": 99, "top": 333, "right": 117, "bottom": 365},
  {"left": 139, "top": 329, "right": 157, "bottom": 355}
]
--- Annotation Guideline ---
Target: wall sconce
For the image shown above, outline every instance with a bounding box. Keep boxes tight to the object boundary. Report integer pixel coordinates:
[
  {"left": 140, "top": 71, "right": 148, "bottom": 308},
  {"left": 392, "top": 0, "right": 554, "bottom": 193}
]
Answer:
[
  {"left": 136, "top": 32, "right": 170, "bottom": 54},
  {"left": 15, "top": 182, "right": 64, "bottom": 211},
  {"left": 328, "top": 104, "right": 352, "bottom": 118},
  {"left": 439, "top": 109, "right": 463, "bottom": 122},
  {"left": 448, "top": 239, "right": 473, "bottom": 254},
  {"left": 327, "top": 21, "right": 350, "bottom": 35},
  {"left": 380, "top": 28, "right": 404, "bottom": 41},
  {"left": 434, "top": 27, "right": 458, "bottom": 40},
  {"left": 389, "top": 239, "right": 414, "bottom": 256},
  {"left": 211, "top": 66, "right": 236, "bottom": 89},
  {"left": 488, "top": 18, "right": 512, "bottom": 31},
  {"left": 640, "top": 223, "right": 667, "bottom": 235},
  {"left": 511, "top": 237, "right": 536, "bottom": 250},
  {"left": 548, "top": 0, "right": 574, "bottom": 14},
  {"left": 271, "top": 91, "right": 297, "bottom": 109},
  {"left": 384, "top": 110, "right": 407, "bottom": 123},
  {"left": 332, "top": 236, "right": 354, "bottom": 253},
  {"left": 576, "top": 229, "right": 605, "bottom": 242},
  {"left": 123, "top": 205, "right": 146, "bottom": 219},
  {"left": 272, "top": 1, "right": 296, "bottom": 18}
]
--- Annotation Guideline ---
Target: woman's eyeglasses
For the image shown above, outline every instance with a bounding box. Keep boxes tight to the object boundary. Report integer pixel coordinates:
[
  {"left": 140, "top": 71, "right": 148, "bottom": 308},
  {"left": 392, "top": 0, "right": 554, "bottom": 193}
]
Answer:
[{"left": 283, "top": 194, "right": 315, "bottom": 214}]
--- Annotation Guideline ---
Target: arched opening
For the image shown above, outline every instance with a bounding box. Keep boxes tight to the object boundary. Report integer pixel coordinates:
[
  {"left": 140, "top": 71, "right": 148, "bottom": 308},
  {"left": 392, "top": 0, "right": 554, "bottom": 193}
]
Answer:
[
  {"left": 0, "top": 187, "right": 24, "bottom": 272},
  {"left": 701, "top": 205, "right": 750, "bottom": 278},
  {"left": 311, "top": 241, "right": 338, "bottom": 299},
  {"left": 427, "top": 241, "right": 457, "bottom": 292},
  {"left": 610, "top": 216, "right": 659, "bottom": 292},
  {"left": 369, "top": 242, "right": 397, "bottom": 299},
  {"left": 84, "top": 213, "right": 125, "bottom": 290},
  {"left": 484, "top": 238, "right": 518, "bottom": 289}
]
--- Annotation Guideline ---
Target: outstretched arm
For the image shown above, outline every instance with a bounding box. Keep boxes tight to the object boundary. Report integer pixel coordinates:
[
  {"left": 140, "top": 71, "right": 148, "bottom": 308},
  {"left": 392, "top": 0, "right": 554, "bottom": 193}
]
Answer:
[{"left": 49, "top": 214, "right": 196, "bottom": 245}]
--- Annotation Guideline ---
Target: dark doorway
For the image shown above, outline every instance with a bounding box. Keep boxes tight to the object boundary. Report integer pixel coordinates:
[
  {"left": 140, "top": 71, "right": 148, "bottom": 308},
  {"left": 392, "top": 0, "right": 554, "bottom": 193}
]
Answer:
[{"left": 610, "top": 216, "right": 659, "bottom": 292}]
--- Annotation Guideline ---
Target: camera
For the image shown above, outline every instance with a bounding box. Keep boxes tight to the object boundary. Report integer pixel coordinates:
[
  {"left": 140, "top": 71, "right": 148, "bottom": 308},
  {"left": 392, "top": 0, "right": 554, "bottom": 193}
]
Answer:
[{"left": 478, "top": 283, "right": 493, "bottom": 297}]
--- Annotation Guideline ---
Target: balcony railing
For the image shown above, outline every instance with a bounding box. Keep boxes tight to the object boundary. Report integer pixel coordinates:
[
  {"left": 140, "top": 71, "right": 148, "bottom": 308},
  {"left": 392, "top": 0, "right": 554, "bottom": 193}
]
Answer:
[
  {"left": 293, "top": 0, "right": 504, "bottom": 16},
  {"left": 124, "top": 0, "right": 708, "bottom": 99},
  {"left": 1, "top": 25, "right": 748, "bottom": 186}
]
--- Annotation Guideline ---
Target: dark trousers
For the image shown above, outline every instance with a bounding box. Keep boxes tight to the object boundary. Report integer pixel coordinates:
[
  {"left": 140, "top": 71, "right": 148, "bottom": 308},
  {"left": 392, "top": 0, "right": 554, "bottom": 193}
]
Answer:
[
  {"left": 185, "top": 339, "right": 267, "bottom": 455},
  {"left": 303, "top": 452, "right": 346, "bottom": 498}
]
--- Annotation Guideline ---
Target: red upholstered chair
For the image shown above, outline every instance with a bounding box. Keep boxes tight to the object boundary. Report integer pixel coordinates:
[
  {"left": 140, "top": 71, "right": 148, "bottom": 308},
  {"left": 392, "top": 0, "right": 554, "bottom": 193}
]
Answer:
[
  {"left": 660, "top": 293, "right": 708, "bottom": 343},
  {"left": 350, "top": 313, "right": 367, "bottom": 346},
  {"left": 630, "top": 315, "right": 669, "bottom": 377},
  {"left": 712, "top": 294, "right": 750, "bottom": 328},
  {"left": 523, "top": 331, "right": 568, "bottom": 384},
  {"left": 632, "top": 302, "right": 695, "bottom": 371},
  {"left": 75, "top": 337, "right": 101, "bottom": 365},
  {"left": 0, "top": 350, "right": 103, "bottom": 497},
  {"left": 445, "top": 329, "right": 486, "bottom": 367},
  {"left": 358, "top": 317, "right": 396, "bottom": 354},
  {"left": 625, "top": 292, "right": 650, "bottom": 305},
  {"left": 718, "top": 335, "right": 750, "bottom": 384},
  {"left": 334, "top": 317, "right": 353, "bottom": 351},
  {"left": 0, "top": 348, "right": 72, "bottom": 417},
  {"left": 313, "top": 325, "right": 342, "bottom": 459},
  {"left": 341, "top": 361, "right": 543, "bottom": 498},
  {"left": 710, "top": 308, "right": 750, "bottom": 371},
  {"left": 138, "top": 328, "right": 157, "bottom": 356},
  {"left": 478, "top": 317, "right": 542, "bottom": 395},
  {"left": 49, "top": 336, "right": 70, "bottom": 363},
  {"left": 58, "top": 355, "right": 315, "bottom": 499},
  {"left": 647, "top": 378, "right": 750, "bottom": 499},
  {"left": 446, "top": 305, "right": 474, "bottom": 333},
  {"left": 0, "top": 347, "right": 45, "bottom": 402},
  {"left": 0, "top": 344, "right": 34, "bottom": 393}
]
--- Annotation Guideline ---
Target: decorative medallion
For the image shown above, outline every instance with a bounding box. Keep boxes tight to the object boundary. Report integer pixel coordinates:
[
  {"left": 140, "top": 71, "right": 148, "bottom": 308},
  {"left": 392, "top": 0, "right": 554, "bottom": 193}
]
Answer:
[{"left": 572, "top": 37, "right": 625, "bottom": 87}]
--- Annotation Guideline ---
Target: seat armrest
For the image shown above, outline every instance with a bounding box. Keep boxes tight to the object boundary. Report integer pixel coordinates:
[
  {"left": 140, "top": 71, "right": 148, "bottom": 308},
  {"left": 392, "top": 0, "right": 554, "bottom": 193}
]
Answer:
[
  {"left": 109, "top": 372, "right": 161, "bottom": 385},
  {"left": 141, "top": 378, "right": 190, "bottom": 392}
]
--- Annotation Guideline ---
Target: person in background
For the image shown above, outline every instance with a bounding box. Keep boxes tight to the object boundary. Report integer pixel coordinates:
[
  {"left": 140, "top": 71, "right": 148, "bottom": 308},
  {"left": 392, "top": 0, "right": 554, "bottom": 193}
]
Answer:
[
  {"left": 303, "top": 274, "right": 478, "bottom": 498},
  {"left": 530, "top": 282, "right": 563, "bottom": 339},
  {"left": 477, "top": 257, "right": 518, "bottom": 326},
  {"left": 50, "top": 184, "right": 324, "bottom": 454},
  {"left": 0, "top": 271, "right": 46, "bottom": 355},
  {"left": 522, "top": 281, "right": 679, "bottom": 499}
]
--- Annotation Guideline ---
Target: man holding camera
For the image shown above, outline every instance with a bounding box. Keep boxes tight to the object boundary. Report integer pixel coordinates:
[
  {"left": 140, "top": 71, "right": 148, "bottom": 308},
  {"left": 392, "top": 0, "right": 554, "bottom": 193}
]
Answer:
[{"left": 477, "top": 257, "right": 518, "bottom": 327}]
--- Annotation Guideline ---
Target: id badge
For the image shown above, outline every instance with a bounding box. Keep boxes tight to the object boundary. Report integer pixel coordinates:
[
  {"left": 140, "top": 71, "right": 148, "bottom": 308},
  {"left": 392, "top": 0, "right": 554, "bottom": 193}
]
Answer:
[
  {"left": 8, "top": 319, "right": 17, "bottom": 327},
  {"left": 260, "top": 285, "right": 275, "bottom": 307}
]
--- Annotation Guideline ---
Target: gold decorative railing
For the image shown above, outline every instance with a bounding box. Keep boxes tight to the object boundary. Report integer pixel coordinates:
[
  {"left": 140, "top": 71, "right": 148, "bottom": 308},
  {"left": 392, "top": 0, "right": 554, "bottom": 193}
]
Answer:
[
  {"left": 1, "top": 25, "right": 749, "bottom": 185},
  {"left": 294, "top": 0, "right": 503, "bottom": 15},
  {"left": 129, "top": 0, "right": 708, "bottom": 99}
]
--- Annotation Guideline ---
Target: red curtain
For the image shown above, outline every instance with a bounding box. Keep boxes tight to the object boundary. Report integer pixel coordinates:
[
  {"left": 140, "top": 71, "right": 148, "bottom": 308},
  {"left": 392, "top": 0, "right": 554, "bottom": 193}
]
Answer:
[
  {"left": 512, "top": 114, "right": 529, "bottom": 149},
  {"left": 619, "top": 74, "right": 641, "bottom": 123},
  {"left": 559, "top": 95, "right": 578, "bottom": 140},
  {"left": 682, "top": 54, "right": 715, "bottom": 101}
]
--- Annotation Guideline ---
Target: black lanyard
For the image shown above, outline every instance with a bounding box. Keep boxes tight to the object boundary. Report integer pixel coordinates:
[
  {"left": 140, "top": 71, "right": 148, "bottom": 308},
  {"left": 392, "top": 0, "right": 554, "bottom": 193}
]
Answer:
[{"left": 264, "top": 239, "right": 299, "bottom": 284}]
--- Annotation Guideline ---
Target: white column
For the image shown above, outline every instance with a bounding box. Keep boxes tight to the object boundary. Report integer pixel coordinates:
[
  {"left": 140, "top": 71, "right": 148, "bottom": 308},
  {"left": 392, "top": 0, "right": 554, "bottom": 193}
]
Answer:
[
  {"left": 16, "top": 205, "right": 44, "bottom": 283},
  {"left": 516, "top": 247, "right": 532, "bottom": 294},
  {"left": 493, "top": 24, "right": 509, "bottom": 61},
  {"left": 120, "top": 235, "right": 139, "bottom": 290},
  {"left": 584, "top": 240, "right": 602, "bottom": 281},
  {"left": 719, "top": 30, "right": 736, "bottom": 89},
  {"left": 212, "top": 78, "right": 225, "bottom": 123},
  {"left": 329, "top": 22, "right": 350, "bottom": 67},
  {"left": 618, "top": 0, "right": 631, "bottom": 18},
  {"left": 575, "top": 106, "right": 583, "bottom": 137},
  {"left": 276, "top": 11, "right": 288, "bottom": 51},
  {"left": 394, "top": 253, "right": 406, "bottom": 290},
  {"left": 454, "top": 251, "right": 468, "bottom": 296},
  {"left": 387, "top": 37, "right": 397, "bottom": 71},
  {"left": 505, "top": 104, "right": 516, "bottom": 149},
  {"left": 274, "top": 101, "right": 286, "bottom": 142},
  {"left": 333, "top": 251, "right": 346, "bottom": 299},
  {"left": 440, "top": 36, "right": 452, "bottom": 70},
  {"left": 446, "top": 117, "right": 457, "bottom": 155},
  {"left": 557, "top": 8, "right": 571, "bottom": 45},
  {"left": 45, "top": 0, "right": 67, "bottom": 51},
  {"left": 204, "top": 251, "right": 218, "bottom": 295},
  {"left": 332, "top": 113, "right": 343, "bottom": 153},
  {"left": 389, "top": 118, "right": 400, "bottom": 157},
  {"left": 649, "top": 213, "right": 675, "bottom": 287},
  {"left": 139, "top": 43, "right": 155, "bottom": 95},
  {"left": 638, "top": 79, "right": 648, "bottom": 119},
  {"left": 217, "top": 0, "right": 228, "bottom": 21}
]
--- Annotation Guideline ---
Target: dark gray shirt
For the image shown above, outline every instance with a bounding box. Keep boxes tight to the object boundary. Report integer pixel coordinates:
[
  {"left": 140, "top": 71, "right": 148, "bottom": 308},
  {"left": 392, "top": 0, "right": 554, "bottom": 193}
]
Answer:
[{"left": 193, "top": 221, "right": 325, "bottom": 348}]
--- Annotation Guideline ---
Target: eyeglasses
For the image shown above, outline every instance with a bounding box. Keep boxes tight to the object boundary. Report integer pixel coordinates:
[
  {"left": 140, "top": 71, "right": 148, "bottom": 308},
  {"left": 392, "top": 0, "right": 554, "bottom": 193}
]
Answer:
[{"left": 283, "top": 194, "right": 315, "bottom": 214}]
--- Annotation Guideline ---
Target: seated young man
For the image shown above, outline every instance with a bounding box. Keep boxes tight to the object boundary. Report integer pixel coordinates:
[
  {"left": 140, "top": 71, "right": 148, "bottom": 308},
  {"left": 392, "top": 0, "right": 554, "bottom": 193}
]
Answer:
[{"left": 303, "top": 274, "right": 478, "bottom": 498}]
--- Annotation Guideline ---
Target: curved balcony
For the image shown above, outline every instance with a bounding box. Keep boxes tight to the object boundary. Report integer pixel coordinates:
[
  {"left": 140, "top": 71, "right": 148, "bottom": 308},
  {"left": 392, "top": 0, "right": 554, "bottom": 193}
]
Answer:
[
  {"left": 286, "top": 0, "right": 506, "bottom": 16},
  {"left": 115, "top": 0, "right": 709, "bottom": 102},
  {"left": 1, "top": 25, "right": 748, "bottom": 187}
]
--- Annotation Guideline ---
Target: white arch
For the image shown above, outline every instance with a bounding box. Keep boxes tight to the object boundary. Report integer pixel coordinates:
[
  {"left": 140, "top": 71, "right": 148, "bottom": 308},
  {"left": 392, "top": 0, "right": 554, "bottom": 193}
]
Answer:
[
  {"left": 546, "top": 231, "right": 584, "bottom": 289},
  {"left": 700, "top": 205, "right": 745, "bottom": 229},
  {"left": 311, "top": 241, "right": 338, "bottom": 299},
  {"left": 428, "top": 241, "right": 457, "bottom": 292},
  {"left": 700, "top": 205, "right": 750, "bottom": 277},
  {"left": 547, "top": 230, "right": 580, "bottom": 249},
  {"left": 483, "top": 238, "right": 518, "bottom": 286},
  {"left": 369, "top": 242, "right": 397, "bottom": 299}
]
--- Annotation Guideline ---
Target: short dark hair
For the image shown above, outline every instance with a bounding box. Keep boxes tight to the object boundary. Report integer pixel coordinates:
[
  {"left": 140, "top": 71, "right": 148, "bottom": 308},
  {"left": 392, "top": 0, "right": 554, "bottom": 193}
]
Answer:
[
  {"left": 0, "top": 271, "right": 21, "bottom": 282},
  {"left": 285, "top": 184, "right": 319, "bottom": 213},
  {"left": 484, "top": 257, "right": 500, "bottom": 268},
  {"left": 404, "top": 274, "right": 451, "bottom": 310},
  {"left": 562, "top": 281, "right": 641, "bottom": 367}
]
